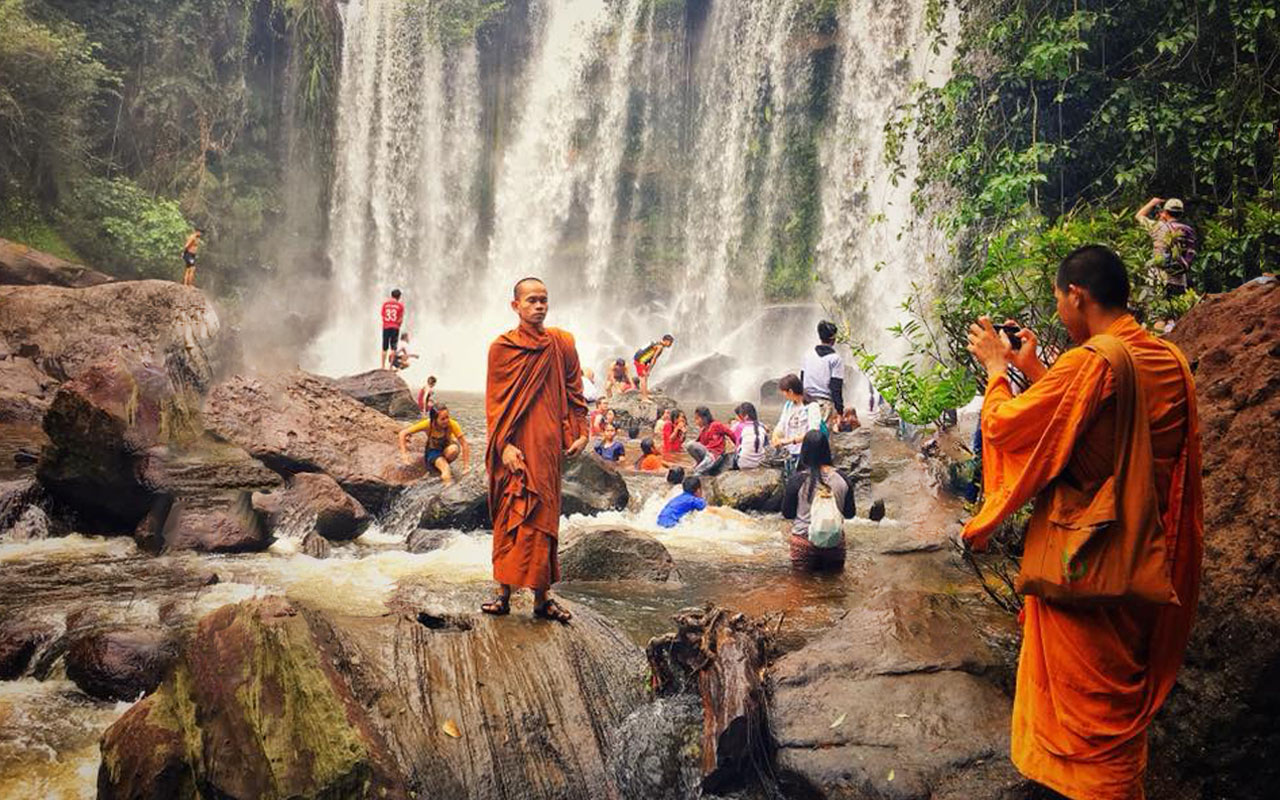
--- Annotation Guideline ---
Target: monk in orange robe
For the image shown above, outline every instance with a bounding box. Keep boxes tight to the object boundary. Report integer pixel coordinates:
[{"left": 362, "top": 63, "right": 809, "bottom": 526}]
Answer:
[
  {"left": 963, "top": 245, "right": 1202, "bottom": 800},
  {"left": 481, "top": 277, "right": 589, "bottom": 622}
]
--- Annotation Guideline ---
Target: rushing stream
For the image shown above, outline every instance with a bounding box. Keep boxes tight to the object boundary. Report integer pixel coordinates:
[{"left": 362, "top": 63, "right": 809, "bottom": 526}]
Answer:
[{"left": 0, "top": 389, "right": 992, "bottom": 798}]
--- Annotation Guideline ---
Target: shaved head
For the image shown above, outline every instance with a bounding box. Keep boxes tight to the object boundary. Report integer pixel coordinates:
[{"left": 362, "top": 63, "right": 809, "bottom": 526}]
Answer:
[{"left": 513, "top": 276, "right": 546, "bottom": 299}]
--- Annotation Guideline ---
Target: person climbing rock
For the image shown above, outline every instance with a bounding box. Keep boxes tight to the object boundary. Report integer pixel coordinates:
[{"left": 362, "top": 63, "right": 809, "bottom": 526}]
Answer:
[
  {"left": 380, "top": 289, "right": 405, "bottom": 370},
  {"left": 181, "top": 228, "right": 203, "bottom": 286},
  {"left": 963, "top": 244, "right": 1202, "bottom": 799},
  {"left": 398, "top": 402, "right": 469, "bottom": 483},
  {"left": 633, "top": 334, "right": 674, "bottom": 401},
  {"left": 481, "top": 277, "right": 588, "bottom": 624}
]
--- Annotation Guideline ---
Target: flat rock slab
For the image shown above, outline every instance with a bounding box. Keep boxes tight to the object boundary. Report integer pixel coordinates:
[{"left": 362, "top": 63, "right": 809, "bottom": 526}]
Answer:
[{"left": 770, "top": 590, "right": 1012, "bottom": 799}]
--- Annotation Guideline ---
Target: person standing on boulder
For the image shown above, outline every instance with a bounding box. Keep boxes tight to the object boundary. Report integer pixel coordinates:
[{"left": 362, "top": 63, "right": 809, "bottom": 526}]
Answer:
[
  {"left": 181, "top": 228, "right": 203, "bottom": 286},
  {"left": 380, "top": 289, "right": 405, "bottom": 370},
  {"left": 633, "top": 334, "right": 674, "bottom": 401},
  {"left": 800, "top": 320, "right": 845, "bottom": 429},
  {"left": 481, "top": 277, "right": 589, "bottom": 624},
  {"left": 963, "top": 245, "right": 1202, "bottom": 800}
]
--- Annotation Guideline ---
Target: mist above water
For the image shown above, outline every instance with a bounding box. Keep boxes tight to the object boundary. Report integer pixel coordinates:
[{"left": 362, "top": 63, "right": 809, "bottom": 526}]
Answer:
[{"left": 308, "top": 0, "right": 956, "bottom": 395}]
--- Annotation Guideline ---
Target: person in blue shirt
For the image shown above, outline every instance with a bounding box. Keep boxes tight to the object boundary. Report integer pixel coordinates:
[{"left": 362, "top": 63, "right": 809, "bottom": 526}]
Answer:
[
  {"left": 658, "top": 476, "right": 708, "bottom": 528},
  {"left": 593, "top": 422, "right": 626, "bottom": 462}
]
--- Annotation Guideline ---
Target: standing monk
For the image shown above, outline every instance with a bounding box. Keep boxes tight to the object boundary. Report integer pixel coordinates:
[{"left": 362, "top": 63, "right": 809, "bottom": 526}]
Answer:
[
  {"left": 963, "top": 245, "right": 1202, "bottom": 800},
  {"left": 481, "top": 277, "right": 589, "bottom": 623}
]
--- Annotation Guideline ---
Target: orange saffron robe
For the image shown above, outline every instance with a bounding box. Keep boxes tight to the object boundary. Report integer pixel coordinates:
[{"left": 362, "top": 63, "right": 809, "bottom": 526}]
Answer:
[
  {"left": 486, "top": 325, "right": 588, "bottom": 590},
  {"left": 963, "top": 316, "right": 1203, "bottom": 800}
]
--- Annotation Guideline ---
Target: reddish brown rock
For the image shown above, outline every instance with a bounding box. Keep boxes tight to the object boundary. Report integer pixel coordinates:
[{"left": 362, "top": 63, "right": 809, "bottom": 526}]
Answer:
[
  {"left": 66, "top": 627, "right": 176, "bottom": 701},
  {"left": 0, "top": 237, "right": 114, "bottom": 287},
  {"left": 0, "top": 619, "right": 59, "bottom": 679},
  {"left": 1154, "top": 279, "right": 1280, "bottom": 800},
  {"left": 253, "top": 471, "right": 371, "bottom": 542},
  {"left": 204, "top": 371, "right": 425, "bottom": 514},
  {"left": 328, "top": 369, "right": 419, "bottom": 418}
]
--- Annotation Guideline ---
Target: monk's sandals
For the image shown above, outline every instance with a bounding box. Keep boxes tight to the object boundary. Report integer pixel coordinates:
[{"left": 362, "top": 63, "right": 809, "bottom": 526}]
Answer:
[
  {"left": 533, "top": 599, "right": 572, "bottom": 624},
  {"left": 480, "top": 596, "right": 510, "bottom": 616}
]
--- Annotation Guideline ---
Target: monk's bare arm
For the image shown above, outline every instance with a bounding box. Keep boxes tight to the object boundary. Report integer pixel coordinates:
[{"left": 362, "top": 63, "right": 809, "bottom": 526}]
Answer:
[{"left": 558, "top": 330, "right": 590, "bottom": 454}]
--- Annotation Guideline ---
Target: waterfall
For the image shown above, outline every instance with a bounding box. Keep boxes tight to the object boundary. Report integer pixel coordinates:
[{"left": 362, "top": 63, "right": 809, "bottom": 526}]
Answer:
[{"left": 309, "top": 0, "right": 957, "bottom": 397}]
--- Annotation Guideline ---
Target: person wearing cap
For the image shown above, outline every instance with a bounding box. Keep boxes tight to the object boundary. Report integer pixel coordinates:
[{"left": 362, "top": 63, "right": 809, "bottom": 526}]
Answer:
[{"left": 1135, "top": 197, "right": 1198, "bottom": 299}]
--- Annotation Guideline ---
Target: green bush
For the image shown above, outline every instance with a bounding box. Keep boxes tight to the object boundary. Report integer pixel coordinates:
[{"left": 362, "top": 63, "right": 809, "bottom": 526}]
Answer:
[{"left": 63, "top": 177, "right": 192, "bottom": 279}]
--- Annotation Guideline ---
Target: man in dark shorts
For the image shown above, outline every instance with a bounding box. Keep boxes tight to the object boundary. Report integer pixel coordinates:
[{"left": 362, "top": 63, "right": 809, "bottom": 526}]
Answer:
[
  {"left": 633, "top": 334, "right": 674, "bottom": 401},
  {"left": 181, "top": 228, "right": 203, "bottom": 286},
  {"left": 380, "top": 289, "right": 405, "bottom": 370}
]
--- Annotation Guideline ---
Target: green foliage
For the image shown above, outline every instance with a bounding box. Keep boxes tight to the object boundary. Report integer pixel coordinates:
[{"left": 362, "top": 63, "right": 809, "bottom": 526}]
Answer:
[
  {"left": 0, "top": 0, "right": 115, "bottom": 201},
  {"left": 63, "top": 177, "right": 191, "bottom": 280},
  {"left": 0, "top": 195, "right": 82, "bottom": 261}
]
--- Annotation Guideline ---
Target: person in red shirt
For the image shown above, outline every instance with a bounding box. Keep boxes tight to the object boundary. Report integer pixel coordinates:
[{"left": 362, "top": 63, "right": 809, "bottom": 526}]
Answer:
[
  {"left": 685, "top": 405, "right": 738, "bottom": 476},
  {"left": 663, "top": 409, "right": 688, "bottom": 456},
  {"left": 380, "top": 289, "right": 405, "bottom": 370}
]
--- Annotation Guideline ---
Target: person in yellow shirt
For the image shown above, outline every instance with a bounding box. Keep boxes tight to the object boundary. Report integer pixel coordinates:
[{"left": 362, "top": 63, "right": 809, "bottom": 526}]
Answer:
[{"left": 398, "top": 403, "right": 470, "bottom": 483}]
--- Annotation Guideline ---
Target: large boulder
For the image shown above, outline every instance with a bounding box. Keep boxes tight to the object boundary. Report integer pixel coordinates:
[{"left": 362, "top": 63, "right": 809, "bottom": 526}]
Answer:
[
  {"left": 561, "top": 452, "right": 630, "bottom": 516},
  {"left": 328, "top": 369, "right": 419, "bottom": 418},
  {"left": 709, "top": 468, "right": 784, "bottom": 511},
  {"left": 38, "top": 355, "right": 201, "bottom": 530},
  {"left": 654, "top": 352, "right": 737, "bottom": 401},
  {"left": 415, "top": 469, "right": 490, "bottom": 530},
  {"left": 608, "top": 390, "right": 678, "bottom": 430},
  {"left": 203, "top": 371, "right": 424, "bottom": 514},
  {"left": 0, "top": 619, "right": 59, "bottom": 679},
  {"left": 1153, "top": 279, "right": 1280, "bottom": 800},
  {"left": 770, "top": 589, "right": 1016, "bottom": 799},
  {"left": 253, "top": 471, "right": 371, "bottom": 542},
  {"left": 65, "top": 627, "right": 176, "bottom": 702},
  {"left": 98, "top": 592, "right": 648, "bottom": 800},
  {"left": 560, "top": 526, "right": 677, "bottom": 582},
  {"left": 0, "top": 237, "right": 114, "bottom": 287},
  {"left": 0, "top": 353, "right": 57, "bottom": 425},
  {"left": 828, "top": 427, "right": 872, "bottom": 476},
  {"left": 0, "top": 280, "right": 220, "bottom": 389}
]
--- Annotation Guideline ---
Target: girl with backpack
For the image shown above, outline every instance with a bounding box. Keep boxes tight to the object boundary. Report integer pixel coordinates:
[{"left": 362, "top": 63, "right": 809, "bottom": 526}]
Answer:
[{"left": 782, "top": 430, "right": 855, "bottom": 571}]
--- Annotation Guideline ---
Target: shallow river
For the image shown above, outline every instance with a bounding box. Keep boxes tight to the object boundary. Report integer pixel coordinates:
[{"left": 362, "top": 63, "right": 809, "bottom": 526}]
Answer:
[{"left": 0, "top": 393, "right": 979, "bottom": 798}]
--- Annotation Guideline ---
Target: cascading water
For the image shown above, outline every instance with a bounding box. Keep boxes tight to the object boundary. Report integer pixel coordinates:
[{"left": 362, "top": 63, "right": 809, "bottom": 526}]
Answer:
[{"left": 309, "top": 0, "right": 957, "bottom": 398}]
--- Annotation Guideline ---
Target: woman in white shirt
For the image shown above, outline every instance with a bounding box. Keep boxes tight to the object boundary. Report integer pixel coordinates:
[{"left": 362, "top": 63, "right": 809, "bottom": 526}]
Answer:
[{"left": 771, "top": 373, "right": 822, "bottom": 475}]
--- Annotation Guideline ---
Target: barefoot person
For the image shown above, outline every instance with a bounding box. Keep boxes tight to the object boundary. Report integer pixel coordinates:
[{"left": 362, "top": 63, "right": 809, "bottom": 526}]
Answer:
[
  {"left": 633, "top": 334, "right": 674, "bottom": 401},
  {"left": 398, "top": 403, "right": 469, "bottom": 483},
  {"left": 181, "top": 228, "right": 203, "bottom": 286},
  {"left": 963, "top": 245, "right": 1202, "bottom": 799},
  {"left": 380, "top": 289, "right": 405, "bottom": 370},
  {"left": 481, "top": 277, "right": 589, "bottom": 623}
]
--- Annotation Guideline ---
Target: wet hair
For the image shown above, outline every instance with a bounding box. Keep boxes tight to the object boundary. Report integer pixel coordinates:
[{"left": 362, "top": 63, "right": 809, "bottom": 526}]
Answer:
[
  {"left": 628, "top": 424, "right": 640, "bottom": 440},
  {"left": 735, "top": 401, "right": 762, "bottom": 453},
  {"left": 513, "top": 276, "right": 545, "bottom": 299},
  {"left": 428, "top": 401, "right": 449, "bottom": 424},
  {"left": 602, "top": 421, "right": 617, "bottom": 435},
  {"left": 666, "top": 466, "right": 685, "bottom": 484},
  {"left": 662, "top": 334, "right": 674, "bottom": 344},
  {"left": 637, "top": 437, "right": 655, "bottom": 467},
  {"left": 682, "top": 476, "right": 702, "bottom": 495},
  {"left": 427, "top": 376, "right": 436, "bottom": 385},
  {"left": 779, "top": 374, "right": 803, "bottom": 396},
  {"left": 671, "top": 409, "right": 686, "bottom": 425},
  {"left": 400, "top": 332, "right": 410, "bottom": 342},
  {"left": 800, "top": 429, "right": 834, "bottom": 504},
  {"left": 818, "top": 320, "right": 838, "bottom": 343},
  {"left": 694, "top": 406, "right": 712, "bottom": 425},
  {"left": 391, "top": 289, "right": 402, "bottom": 299},
  {"left": 1056, "top": 245, "right": 1130, "bottom": 310}
]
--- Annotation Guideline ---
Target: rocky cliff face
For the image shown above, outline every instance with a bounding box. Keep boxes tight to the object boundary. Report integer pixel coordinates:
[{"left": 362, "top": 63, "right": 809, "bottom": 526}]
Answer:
[{"left": 1154, "top": 278, "right": 1280, "bottom": 800}]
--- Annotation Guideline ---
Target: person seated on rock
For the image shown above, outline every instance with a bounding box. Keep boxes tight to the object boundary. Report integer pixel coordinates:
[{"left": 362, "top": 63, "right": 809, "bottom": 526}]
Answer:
[
  {"left": 782, "top": 430, "right": 855, "bottom": 572},
  {"left": 636, "top": 437, "right": 665, "bottom": 472},
  {"left": 837, "top": 407, "right": 860, "bottom": 432},
  {"left": 772, "top": 374, "right": 823, "bottom": 476},
  {"left": 581, "top": 367, "right": 601, "bottom": 403},
  {"left": 685, "top": 406, "right": 737, "bottom": 476},
  {"left": 392, "top": 332, "right": 418, "bottom": 371},
  {"left": 730, "top": 402, "right": 769, "bottom": 470},
  {"left": 398, "top": 402, "right": 470, "bottom": 484},
  {"left": 658, "top": 475, "right": 708, "bottom": 528},
  {"left": 663, "top": 409, "right": 688, "bottom": 456},
  {"left": 633, "top": 334, "right": 674, "bottom": 401},
  {"left": 593, "top": 422, "right": 625, "bottom": 462},
  {"left": 605, "top": 358, "right": 636, "bottom": 397},
  {"left": 416, "top": 375, "right": 437, "bottom": 416}
]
